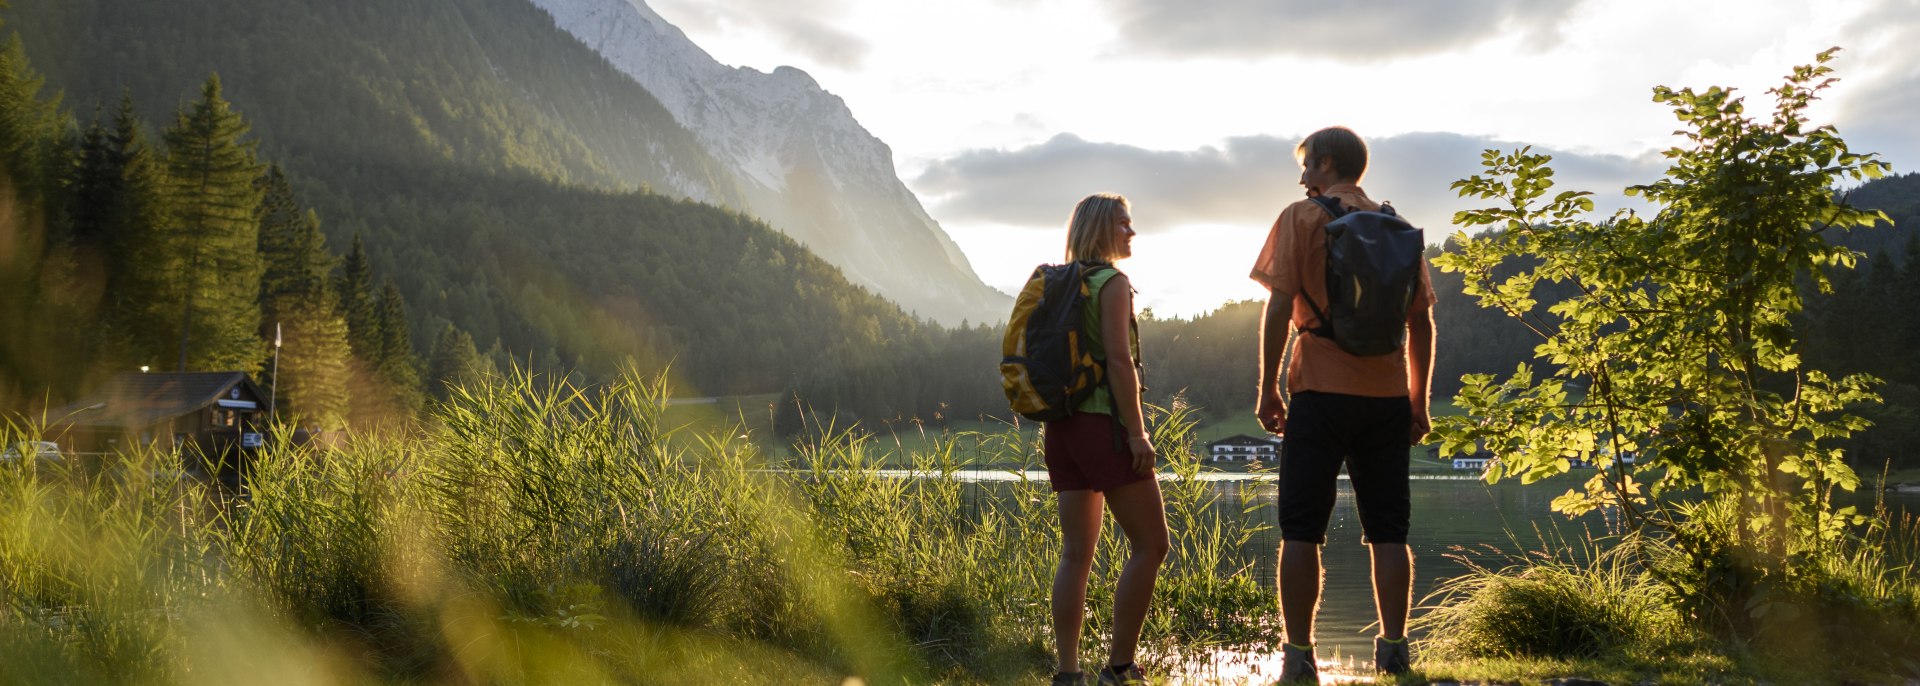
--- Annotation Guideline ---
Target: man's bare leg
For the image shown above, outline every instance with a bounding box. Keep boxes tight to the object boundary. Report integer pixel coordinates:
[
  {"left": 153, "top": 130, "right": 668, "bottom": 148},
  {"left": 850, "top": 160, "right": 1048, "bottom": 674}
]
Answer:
[
  {"left": 1279, "top": 539, "right": 1323, "bottom": 647},
  {"left": 1369, "top": 542, "right": 1412, "bottom": 639}
]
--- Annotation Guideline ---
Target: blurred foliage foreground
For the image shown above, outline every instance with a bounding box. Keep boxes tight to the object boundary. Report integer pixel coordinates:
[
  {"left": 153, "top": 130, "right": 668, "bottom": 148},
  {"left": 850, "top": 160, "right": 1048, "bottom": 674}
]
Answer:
[{"left": 0, "top": 367, "right": 1275, "bottom": 685}]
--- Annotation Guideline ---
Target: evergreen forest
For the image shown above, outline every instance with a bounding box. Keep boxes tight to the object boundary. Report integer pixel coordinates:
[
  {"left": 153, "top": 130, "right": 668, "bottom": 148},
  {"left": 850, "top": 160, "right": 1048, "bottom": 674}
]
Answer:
[{"left": 0, "top": 0, "right": 1916, "bottom": 478}]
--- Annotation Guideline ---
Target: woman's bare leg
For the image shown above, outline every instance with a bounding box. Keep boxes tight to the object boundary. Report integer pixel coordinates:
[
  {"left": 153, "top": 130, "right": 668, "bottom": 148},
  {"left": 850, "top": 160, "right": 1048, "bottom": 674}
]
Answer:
[
  {"left": 1054, "top": 489, "right": 1105, "bottom": 674},
  {"left": 1102, "top": 478, "right": 1169, "bottom": 668}
]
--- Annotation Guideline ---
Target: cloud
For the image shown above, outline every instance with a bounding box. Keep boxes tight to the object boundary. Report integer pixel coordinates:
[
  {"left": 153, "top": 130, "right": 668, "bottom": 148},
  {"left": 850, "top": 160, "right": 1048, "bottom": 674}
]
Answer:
[
  {"left": 1836, "top": 0, "right": 1920, "bottom": 172},
  {"left": 1096, "top": 0, "right": 1585, "bottom": 61},
  {"left": 649, "top": 0, "right": 871, "bottom": 70},
  {"left": 913, "top": 131, "right": 1665, "bottom": 236}
]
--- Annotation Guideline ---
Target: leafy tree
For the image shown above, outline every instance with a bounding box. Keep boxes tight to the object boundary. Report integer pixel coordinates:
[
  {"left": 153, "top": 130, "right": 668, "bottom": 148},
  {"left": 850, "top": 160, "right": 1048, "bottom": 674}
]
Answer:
[
  {"left": 1432, "top": 50, "right": 1890, "bottom": 634},
  {"left": 161, "top": 74, "right": 263, "bottom": 372}
]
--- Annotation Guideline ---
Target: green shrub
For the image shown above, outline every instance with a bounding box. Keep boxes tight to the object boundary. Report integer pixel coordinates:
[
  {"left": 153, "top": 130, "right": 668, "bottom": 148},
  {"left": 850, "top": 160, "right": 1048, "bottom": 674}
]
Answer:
[{"left": 1418, "top": 535, "right": 1693, "bottom": 661}]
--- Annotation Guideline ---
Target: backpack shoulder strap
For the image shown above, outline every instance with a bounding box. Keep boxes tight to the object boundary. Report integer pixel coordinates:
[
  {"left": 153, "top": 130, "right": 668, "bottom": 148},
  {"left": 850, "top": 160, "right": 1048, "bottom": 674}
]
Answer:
[
  {"left": 1296, "top": 197, "right": 1345, "bottom": 341},
  {"left": 1308, "top": 195, "right": 1346, "bottom": 219}
]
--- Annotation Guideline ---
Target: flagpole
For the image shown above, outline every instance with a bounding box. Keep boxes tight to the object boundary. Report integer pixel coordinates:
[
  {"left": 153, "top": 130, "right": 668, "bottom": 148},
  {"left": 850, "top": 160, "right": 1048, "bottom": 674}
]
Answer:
[{"left": 270, "top": 322, "right": 282, "bottom": 425}]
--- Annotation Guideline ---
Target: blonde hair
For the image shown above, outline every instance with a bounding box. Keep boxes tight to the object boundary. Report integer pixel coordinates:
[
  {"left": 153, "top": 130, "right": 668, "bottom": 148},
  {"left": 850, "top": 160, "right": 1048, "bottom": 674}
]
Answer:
[{"left": 1064, "top": 193, "right": 1129, "bottom": 263}]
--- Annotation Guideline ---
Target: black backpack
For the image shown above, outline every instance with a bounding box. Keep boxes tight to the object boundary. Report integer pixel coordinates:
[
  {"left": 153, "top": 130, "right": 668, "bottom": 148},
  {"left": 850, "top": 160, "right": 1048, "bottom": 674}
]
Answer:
[
  {"left": 1299, "top": 196, "right": 1425, "bottom": 356},
  {"left": 999, "top": 261, "right": 1116, "bottom": 422}
]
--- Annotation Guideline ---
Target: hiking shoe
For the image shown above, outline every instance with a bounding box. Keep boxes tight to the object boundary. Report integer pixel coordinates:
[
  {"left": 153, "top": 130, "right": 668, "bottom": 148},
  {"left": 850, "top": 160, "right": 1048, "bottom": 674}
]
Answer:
[
  {"left": 1374, "top": 635, "right": 1412, "bottom": 675},
  {"left": 1096, "top": 663, "right": 1147, "bottom": 685},
  {"left": 1276, "top": 643, "right": 1318, "bottom": 685},
  {"left": 1051, "top": 671, "right": 1087, "bottom": 686}
]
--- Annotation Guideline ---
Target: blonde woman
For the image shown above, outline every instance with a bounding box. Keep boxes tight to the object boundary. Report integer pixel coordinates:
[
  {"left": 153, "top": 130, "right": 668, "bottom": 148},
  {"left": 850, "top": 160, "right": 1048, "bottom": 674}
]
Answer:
[{"left": 1046, "top": 193, "right": 1168, "bottom": 686}]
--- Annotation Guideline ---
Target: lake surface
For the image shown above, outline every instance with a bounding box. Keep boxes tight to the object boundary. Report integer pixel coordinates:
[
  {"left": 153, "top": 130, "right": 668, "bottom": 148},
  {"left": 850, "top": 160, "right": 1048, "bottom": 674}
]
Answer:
[{"left": 910, "top": 469, "right": 1920, "bottom": 661}]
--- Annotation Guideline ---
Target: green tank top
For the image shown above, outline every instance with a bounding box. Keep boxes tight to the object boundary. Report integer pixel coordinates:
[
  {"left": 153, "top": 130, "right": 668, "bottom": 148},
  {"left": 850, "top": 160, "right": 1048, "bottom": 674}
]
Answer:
[{"left": 1075, "top": 266, "right": 1141, "bottom": 415}]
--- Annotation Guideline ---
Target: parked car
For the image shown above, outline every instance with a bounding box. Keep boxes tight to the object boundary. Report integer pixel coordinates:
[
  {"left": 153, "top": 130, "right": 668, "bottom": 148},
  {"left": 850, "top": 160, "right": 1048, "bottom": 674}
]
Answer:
[{"left": 1, "top": 440, "right": 64, "bottom": 464}]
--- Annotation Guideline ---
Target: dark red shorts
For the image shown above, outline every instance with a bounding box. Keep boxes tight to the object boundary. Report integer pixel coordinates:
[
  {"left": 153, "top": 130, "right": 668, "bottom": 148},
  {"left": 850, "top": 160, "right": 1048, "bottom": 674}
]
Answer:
[{"left": 1043, "top": 411, "right": 1150, "bottom": 493}]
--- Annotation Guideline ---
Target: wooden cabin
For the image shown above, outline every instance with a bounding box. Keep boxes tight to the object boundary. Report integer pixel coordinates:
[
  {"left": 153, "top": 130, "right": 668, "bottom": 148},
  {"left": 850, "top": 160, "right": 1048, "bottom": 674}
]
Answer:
[{"left": 52, "top": 371, "right": 269, "bottom": 461}]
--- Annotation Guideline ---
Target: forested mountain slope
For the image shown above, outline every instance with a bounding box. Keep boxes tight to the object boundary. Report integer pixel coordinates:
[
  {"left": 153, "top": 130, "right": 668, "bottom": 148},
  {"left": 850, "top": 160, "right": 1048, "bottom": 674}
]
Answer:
[
  {"left": 6, "top": 0, "right": 1006, "bottom": 327},
  {"left": 7, "top": 0, "right": 741, "bottom": 203},
  {"left": 530, "top": 0, "right": 1008, "bottom": 324},
  {"left": 1, "top": 0, "right": 938, "bottom": 399}
]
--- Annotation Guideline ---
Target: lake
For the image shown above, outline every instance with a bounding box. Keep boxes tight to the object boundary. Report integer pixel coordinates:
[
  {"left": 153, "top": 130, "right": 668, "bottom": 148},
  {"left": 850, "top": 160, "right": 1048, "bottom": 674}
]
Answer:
[{"left": 904, "top": 469, "right": 1920, "bottom": 662}]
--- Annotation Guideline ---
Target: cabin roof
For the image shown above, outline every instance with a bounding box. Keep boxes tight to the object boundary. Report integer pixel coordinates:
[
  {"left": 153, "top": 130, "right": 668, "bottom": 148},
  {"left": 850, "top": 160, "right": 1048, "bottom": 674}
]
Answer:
[
  {"left": 1208, "top": 434, "right": 1279, "bottom": 448},
  {"left": 55, "top": 372, "right": 264, "bottom": 429}
]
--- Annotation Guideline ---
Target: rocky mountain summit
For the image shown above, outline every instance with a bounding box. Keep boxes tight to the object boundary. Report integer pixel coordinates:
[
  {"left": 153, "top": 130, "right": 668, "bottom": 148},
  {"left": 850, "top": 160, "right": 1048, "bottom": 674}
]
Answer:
[{"left": 530, "top": 0, "right": 1008, "bottom": 324}]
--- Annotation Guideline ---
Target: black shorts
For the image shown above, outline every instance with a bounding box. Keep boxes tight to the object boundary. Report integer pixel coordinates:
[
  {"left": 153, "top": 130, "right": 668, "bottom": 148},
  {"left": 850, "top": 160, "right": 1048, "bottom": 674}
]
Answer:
[{"left": 1278, "top": 391, "right": 1412, "bottom": 544}]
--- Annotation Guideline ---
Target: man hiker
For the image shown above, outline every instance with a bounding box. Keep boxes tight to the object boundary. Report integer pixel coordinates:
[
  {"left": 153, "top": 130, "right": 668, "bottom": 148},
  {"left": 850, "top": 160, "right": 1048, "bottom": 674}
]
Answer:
[{"left": 1249, "top": 126, "right": 1437, "bottom": 683}]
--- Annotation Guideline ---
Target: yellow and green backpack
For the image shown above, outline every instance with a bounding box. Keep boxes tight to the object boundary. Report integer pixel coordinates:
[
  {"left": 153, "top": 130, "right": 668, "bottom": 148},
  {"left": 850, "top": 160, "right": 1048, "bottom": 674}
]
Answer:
[{"left": 999, "top": 261, "right": 1116, "bottom": 422}]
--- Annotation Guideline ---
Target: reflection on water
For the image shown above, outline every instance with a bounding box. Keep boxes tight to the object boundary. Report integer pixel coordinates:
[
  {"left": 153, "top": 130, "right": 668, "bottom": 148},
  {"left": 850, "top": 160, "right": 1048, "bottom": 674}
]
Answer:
[{"left": 906, "top": 468, "right": 1920, "bottom": 663}]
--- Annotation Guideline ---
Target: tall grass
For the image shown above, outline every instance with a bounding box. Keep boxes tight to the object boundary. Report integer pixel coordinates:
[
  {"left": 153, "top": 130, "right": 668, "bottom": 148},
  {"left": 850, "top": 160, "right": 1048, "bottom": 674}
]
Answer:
[
  {"left": 1416, "top": 532, "right": 1694, "bottom": 662},
  {"left": 0, "top": 368, "right": 1280, "bottom": 684},
  {"left": 1415, "top": 495, "right": 1920, "bottom": 684}
]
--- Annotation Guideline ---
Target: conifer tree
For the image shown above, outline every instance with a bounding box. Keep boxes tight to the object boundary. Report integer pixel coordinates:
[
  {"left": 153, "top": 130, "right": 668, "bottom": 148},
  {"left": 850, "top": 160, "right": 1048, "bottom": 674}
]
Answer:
[
  {"left": 425, "top": 322, "right": 488, "bottom": 400},
  {"left": 94, "top": 96, "right": 181, "bottom": 369},
  {"left": 376, "top": 279, "right": 423, "bottom": 416},
  {"left": 257, "top": 167, "right": 335, "bottom": 307},
  {"left": 0, "top": 36, "right": 60, "bottom": 218},
  {"left": 69, "top": 117, "right": 114, "bottom": 246},
  {"left": 256, "top": 166, "right": 350, "bottom": 429},
  {"left": 270, "top": 301, "right": 353, "bottom": 430},
  {"left": 162, "top": 74, "right": 263, "bottom": 372},
  {"left": 338, "top": 233, "right": 379, "bottom": 360},
  {"left": 1900, "top": 236, "right": 1920, "bottom": 365},
  {"left": 0, "top": 30, "right": 70, "bottom": 402}
]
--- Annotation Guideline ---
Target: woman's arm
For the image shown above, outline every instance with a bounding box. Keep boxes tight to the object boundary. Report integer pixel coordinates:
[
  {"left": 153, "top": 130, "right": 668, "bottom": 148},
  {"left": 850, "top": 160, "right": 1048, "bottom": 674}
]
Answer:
[{"left": 1100, "top": 273, "right": 1155, "bottom": 474}]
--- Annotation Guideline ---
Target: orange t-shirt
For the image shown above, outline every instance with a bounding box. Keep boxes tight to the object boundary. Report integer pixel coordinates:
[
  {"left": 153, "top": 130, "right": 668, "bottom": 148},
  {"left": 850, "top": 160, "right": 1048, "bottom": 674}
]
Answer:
[{"left": 1248, "top": 183, "right": 1436, "bottom": 399}]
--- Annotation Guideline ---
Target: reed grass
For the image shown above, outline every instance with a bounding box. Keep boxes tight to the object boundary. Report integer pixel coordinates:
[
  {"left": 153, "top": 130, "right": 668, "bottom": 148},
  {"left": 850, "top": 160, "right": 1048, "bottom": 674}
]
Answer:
[
  {"left": 0, "top": 368, "right": 1281, "bottom": 684},
  {"left": 1414, "top": 493, "right": 1920, "bottom": 684}
]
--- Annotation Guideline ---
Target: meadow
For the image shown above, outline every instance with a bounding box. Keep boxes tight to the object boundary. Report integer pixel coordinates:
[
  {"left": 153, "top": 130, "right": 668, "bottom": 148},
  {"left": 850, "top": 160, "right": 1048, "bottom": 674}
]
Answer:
[
  {"left": 5, "top": 368, "right": 1918, "bottom": 684},
  {"left": 0, "top": 369, "right": 1276, "bottom": 685}
]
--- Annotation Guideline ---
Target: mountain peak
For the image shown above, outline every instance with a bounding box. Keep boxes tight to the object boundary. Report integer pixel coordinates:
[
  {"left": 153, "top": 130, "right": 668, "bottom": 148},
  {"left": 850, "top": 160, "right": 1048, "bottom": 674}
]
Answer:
[
  {"left": 530, "top": 0, "right": 1009, "bottom": 324},
  {"left": 769, "top": 65, "right": 819, "bottom": 87}
]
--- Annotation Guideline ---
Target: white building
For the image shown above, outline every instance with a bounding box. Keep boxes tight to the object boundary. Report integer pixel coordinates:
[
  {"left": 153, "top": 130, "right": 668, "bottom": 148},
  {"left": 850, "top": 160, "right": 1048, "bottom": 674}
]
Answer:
[{"left": 1207, "top": 434, "right": 1281, "bottom": 463}]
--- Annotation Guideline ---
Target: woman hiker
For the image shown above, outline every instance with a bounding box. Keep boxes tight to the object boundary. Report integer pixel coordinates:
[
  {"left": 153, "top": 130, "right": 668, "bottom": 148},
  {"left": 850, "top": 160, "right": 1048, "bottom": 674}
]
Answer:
[{"left": 1045, "top": 193, "right": 1169, "bottom": 686}]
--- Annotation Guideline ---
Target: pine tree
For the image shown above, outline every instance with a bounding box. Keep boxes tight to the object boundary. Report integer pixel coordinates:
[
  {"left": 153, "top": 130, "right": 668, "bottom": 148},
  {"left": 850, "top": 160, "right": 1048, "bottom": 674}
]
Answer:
[
  {"left": 425, "top": 322, "right": 487, "bottom": 400},
  {"left": 162, "top": 74, "right": 263, "bottom": 372},
  {"left": 1899, "top": 235, "right": 1920, "bottom": 378},
  {"left": 256, "top": 166, "right": 350, "bottom": 429},
  {"left": 96, "top": 95, "right": 181, "bottom": 369},
  {"left": 269, "top": 299, "right": 352, "bottom": 430},
  {"left": 69, "top": 116, "right": 115, "bottom": 247},
  {"left": 338, "top": 233, "right": 379, "bottom": 360},
  {"left": 376, "top": 279, "right": 422, "bottom": 416},
  {"left": 0, "top": 36, "right": 60, "bottom": 217},
  {"left": 0, "top": 31, "right": 71, "bottom": 402},
  {"left": 257, "top": 167, "right": 335, "bottom": 308}
]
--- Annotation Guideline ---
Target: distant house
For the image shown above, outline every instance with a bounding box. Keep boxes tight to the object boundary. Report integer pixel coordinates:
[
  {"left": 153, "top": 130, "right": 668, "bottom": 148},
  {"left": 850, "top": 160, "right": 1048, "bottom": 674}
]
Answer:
[
  {"left": 1451, "top": 455, "right": 1492, "bottom": 471},
  {"left": 1207, "top": 434, "right": 1280, "bottom": 463},
  {"left": 52, "top": 372, "right": 269, "bottom": 459},
  {"left": 1426, "top": 443, "right": 1496, "bottom": 472}
]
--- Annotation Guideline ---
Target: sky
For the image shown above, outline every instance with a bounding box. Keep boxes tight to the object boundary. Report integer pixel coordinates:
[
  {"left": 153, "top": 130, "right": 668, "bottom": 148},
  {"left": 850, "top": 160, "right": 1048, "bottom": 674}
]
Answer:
[{"left": 647, "top": 0, "right": 1920, "bottom": 318}]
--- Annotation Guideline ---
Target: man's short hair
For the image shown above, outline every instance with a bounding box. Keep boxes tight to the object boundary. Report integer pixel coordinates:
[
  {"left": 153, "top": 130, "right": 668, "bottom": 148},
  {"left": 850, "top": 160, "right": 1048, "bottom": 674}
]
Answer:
[{"left": 1295, "top": 126, "right": 1368, "bottom": 182}]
